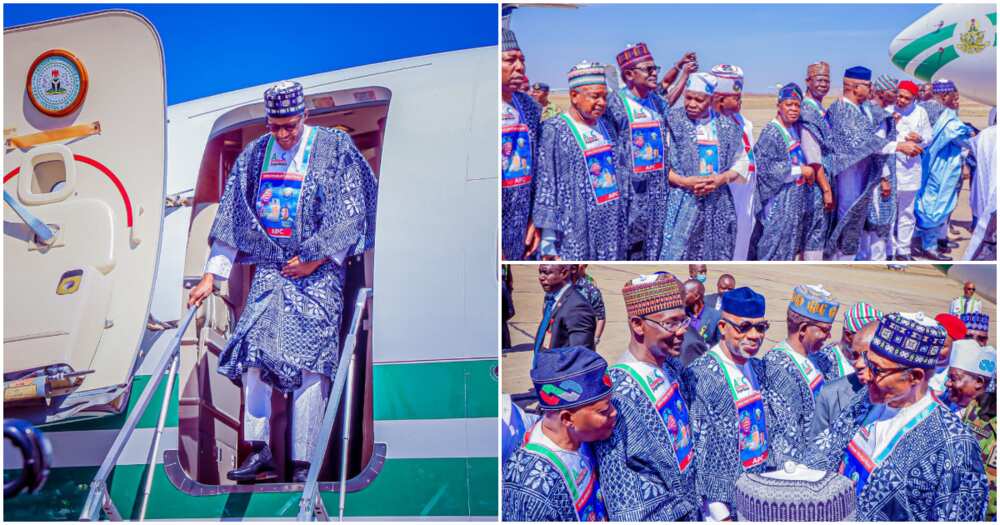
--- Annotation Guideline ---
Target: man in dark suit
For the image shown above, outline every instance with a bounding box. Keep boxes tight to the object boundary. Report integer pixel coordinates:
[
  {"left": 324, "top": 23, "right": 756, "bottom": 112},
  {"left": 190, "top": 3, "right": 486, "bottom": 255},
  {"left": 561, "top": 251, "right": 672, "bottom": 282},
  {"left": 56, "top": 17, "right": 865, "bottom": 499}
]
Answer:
[
  {"left": 680, "top": 279, "right": 722, "bottom": 365},
  {"left": 534, "top": 265, "right": 597, "bottom": 360},
  {"left": 704, "top": 273, "right": 736, "bottom": 312},
  {"left": 808, "top": 320, "right": 875, "bottom": 439}
]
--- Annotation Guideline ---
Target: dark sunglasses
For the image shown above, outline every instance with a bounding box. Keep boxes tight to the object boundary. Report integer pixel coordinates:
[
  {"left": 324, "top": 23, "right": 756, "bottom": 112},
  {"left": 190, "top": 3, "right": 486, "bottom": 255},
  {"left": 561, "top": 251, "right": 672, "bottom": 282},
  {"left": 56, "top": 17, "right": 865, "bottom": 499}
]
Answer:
[
  {"left": 266, "top": 116, "right": 304, "bottom": 133},
  {"left": 862, "top": 352, "right": 911, "bottom": 380},
  {"left": 722, "top": 317, "right": 769, "bottom": 334},
  {"left": 641, "top": 315, "right": 691, "bottom": 333},
  {"left": 630, "top": 65, "right": 661, "bottom": 76}
]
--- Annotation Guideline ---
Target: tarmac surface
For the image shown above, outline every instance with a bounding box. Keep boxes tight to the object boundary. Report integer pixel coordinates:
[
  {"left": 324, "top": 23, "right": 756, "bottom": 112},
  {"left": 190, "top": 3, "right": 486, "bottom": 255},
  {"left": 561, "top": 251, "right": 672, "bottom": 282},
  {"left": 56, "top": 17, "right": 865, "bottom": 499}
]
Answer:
[{"left": 502, "top": 263, "right": 997, "bottom": 395}]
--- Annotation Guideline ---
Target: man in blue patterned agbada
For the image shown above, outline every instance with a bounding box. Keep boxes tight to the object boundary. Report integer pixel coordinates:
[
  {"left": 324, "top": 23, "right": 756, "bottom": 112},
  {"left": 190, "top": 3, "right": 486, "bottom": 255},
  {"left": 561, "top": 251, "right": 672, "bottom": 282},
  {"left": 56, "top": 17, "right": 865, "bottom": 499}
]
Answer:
[{"left": 188, "top": 80, "right": 377, "bottom": 483}]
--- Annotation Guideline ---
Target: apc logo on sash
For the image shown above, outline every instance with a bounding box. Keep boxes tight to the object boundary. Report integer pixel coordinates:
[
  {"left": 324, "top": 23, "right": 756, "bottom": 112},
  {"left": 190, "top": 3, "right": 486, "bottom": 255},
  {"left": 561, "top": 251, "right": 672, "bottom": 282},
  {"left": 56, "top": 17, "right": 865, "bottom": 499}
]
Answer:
[{"left": 270, "top": 151, "right": 289, "bottom": 166}]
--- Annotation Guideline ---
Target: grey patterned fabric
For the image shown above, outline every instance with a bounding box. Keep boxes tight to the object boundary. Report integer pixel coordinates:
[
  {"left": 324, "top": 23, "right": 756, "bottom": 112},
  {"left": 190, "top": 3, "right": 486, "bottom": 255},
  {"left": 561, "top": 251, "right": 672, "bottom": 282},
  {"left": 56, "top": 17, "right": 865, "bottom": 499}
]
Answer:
[
  {"left": 763, "top": 347, "right": 822, "bottom": 465},
  {"left": 502, "top": 447, "right": 579, "bottom": 521},
  {"left": 734, "top": 470, "right": 856, "bottom": 521}
]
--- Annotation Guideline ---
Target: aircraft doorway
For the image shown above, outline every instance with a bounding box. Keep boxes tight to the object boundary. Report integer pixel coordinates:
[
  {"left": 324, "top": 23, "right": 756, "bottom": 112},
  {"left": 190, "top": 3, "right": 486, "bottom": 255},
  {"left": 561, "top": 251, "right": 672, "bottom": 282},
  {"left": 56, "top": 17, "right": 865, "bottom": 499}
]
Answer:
[{"left": 175, "top": 87, "right": 388, "bottom": 490}]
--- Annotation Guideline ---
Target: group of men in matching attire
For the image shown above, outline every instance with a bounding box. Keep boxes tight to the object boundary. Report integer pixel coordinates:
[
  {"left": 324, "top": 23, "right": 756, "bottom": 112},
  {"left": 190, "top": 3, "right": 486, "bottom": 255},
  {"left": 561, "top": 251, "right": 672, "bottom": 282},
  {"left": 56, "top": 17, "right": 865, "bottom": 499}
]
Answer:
[
  {"left": 501, "top": 29, "right": 996, "bottom": 261},
  {"left": 502, "top": 270, "right": 995, "bottom": 521}
]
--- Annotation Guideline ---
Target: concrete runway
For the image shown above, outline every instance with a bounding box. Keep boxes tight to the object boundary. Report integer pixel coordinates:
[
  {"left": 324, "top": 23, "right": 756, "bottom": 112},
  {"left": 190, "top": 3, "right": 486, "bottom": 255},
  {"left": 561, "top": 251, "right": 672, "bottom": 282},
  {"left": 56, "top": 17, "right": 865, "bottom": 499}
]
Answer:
[{"left": 502, "top": 263, "right": 997, "bottom": 395}]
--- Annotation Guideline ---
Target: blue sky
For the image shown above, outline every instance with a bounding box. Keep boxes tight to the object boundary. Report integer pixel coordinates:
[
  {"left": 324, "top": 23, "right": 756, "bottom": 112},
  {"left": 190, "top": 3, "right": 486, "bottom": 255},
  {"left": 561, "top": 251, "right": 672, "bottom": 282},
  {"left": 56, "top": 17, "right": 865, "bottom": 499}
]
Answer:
[
  {"left": 509, "top": 3, "right": 935, "bottom": 93},
  {"left": 5, "top": 3, "right": 497, "bottom": 104}
]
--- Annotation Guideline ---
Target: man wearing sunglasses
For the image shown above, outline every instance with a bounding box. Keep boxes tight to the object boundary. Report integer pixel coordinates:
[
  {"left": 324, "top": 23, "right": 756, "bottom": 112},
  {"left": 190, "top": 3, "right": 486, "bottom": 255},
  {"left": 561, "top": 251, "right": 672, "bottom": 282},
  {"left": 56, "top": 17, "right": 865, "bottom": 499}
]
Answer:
[
  {"left": 950, "top": 281, "right": 983, "bottom": 316},
  {"left": 764, "top": 285, "right": 839, "bottom": 464},
  {"left": 805, "top": 312, "right": 988, "bottom": 521},
  {"left": 812, "top": 302, "right": 883, "bottom": 381},
  {"left": 188, "top": 80, "right": 377, "bottom": 483},
  {"left": 602, "top": 43, "right": 670, "bottom": 261},
  {"left": 687, "top": 286, "right": 771, "bottom": 521},
  {"left": 593, "top": 273, "right": 700, "bottom": 520}
]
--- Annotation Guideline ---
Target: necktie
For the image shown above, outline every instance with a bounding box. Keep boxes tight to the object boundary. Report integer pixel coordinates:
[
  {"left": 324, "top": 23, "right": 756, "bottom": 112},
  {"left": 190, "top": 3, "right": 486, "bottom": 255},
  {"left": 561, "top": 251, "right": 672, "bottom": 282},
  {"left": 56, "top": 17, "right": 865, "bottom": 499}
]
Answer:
[{"left": 534, "top": 295, "right": 556, "bottom": 360}]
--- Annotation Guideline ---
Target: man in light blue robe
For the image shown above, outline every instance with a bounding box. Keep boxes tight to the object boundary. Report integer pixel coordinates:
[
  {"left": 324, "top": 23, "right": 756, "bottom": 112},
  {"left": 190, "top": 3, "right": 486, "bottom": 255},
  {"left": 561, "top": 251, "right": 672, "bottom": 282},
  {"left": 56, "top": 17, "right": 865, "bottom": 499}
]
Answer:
[
  {"left": 804, "top": 312, "right": 989, "bottom": 521},
  {"left": 594, "top": 273, "right": 700, "bottom": 521},
  {"left": 659, "top": 72, "right": 750, "bottom": 260},
  {"left": 915, "top": 79, "right": 973, "bottom": 261},
  {"left": 501, "top": 26, "right": 542, "bottom": 260},
  {"left": 534, "top": 61, "right": 629, "bottom": 260},
  {"left": 188, "top": 81, "right": 377, "bottom": 482},
  {"left": 764, "top": 285, "right": 839, "bottom": 464},
  {"left": 603, "top": 43, "right": 670, "bottom": 260}
]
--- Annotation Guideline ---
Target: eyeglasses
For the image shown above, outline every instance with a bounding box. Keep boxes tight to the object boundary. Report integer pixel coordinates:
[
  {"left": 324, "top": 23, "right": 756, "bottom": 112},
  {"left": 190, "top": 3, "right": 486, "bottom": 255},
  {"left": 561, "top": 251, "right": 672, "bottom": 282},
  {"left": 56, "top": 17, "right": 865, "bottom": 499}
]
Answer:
[
  {"left": 721, "top": 317, "right": 770, "bottom": 334},
  {"left": 862, "top": 352, "right": 911, "bottom": 381},
  {"left": 641, "top": 315, "right": 691, "bottom": 333},
  {"left": 630, "top": 65, "right": 661, "bottom": 77},
  {"left": 965, "top": 287, "right": 976, "bottom": 292},
  {"left": 267, "top": 116, "right": 304, "bottom": 134}
]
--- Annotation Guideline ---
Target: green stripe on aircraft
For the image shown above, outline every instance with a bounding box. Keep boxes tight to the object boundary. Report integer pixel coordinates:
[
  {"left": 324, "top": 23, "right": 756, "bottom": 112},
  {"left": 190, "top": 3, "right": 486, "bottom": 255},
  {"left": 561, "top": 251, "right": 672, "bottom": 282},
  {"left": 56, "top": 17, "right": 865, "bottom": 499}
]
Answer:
[{"left": 890, "top": 22, "right": 956, "bottom": 72}]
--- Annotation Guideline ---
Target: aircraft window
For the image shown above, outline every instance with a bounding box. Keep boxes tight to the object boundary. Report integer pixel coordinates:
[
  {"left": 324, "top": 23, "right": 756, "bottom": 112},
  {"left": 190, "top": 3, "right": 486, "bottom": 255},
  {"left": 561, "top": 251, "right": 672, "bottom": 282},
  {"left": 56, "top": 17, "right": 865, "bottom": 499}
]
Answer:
[
  {"left": 178, "top": 91, "right": 386, "bottom": 492},
  {"left": 29, "top": 158, "right": 67, "bottom": 194}
]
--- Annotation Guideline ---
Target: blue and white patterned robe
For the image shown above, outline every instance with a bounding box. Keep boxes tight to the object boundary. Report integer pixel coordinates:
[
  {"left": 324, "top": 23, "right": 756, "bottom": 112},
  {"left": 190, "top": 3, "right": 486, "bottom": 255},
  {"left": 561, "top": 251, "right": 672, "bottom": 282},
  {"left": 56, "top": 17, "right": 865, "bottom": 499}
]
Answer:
[
  {"left": 659, "top": 108, "right": 744, "bottom": 260},
  {"left": 920, "top": 99, "right": 947, "bottom": 128},
  {"left": 533, "top": 116, "right": 630, "bottom": 260},
  {"left": 799, "top": 98, "right": 832, "bottom": 149},
  {"left": 762, "top": 347, "right": 821, "bottom": 464},
  {"left": 573, "top": 276, "right": 606, "bottom": 321},
  {"left": 502, "top": 446, "right": 583, "bottom": 521},
  {"left": 594, "top": 361, "right": 699, "bottom": 521},
  {"left": 823, "top": 99, "right": 897, "bottom": 257},
  {"left": 753, "top": 121, "right": 829, "bottom": 260},
  {"left": 210, "top": 127, "right": 377, "bottom": 392},
  {"left": 804, "top": 392, "right": 989, "bottom": 521},
  {"left": 684, "top": 353, "right": 771, "bottom": 509},
  {"left": 502, "top": 92, "right": 542, "bottom": 260},
  {"left": 603, "top": 90, "right": 671, "bottom": 260},
  {"left": 810, "top": 343, "right": 853, "bottom": 381}
]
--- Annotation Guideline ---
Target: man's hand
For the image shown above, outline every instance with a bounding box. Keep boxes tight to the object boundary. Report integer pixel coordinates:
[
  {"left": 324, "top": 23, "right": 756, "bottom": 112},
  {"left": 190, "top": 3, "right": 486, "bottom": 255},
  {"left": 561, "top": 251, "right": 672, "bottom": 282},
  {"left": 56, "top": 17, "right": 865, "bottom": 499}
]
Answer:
[
  {"left": 282, "top": 256, "right": 326, "bottom": 279},
  {"left": 880, "top": 179, "right": 891, "bottom": 199},
  {"left": 523, "top": 222, "right": 541, "bottom": 258},
  {"left": 893, "top": 113, "right": 902, "bottom": 124},
  {"left": 905, "top": 131, "right": 922, "bottom": 143},
  {"left": 682, "top": 61, "right": 698, "bottom": 74},
  {"left": 822, "top": 189, "right": 835, "bottom": 211},
  {"left": 188, "top": 274, "right": 214, "bottom": 307},
  {"left": 694, "top": 173, "right": 726, "bottom": 196},
  {"left": 897, "top": 141, "right": 923, "bottom": 157},
  {"left": 800, "top": 165, "right": 816, "bottom": 186}
]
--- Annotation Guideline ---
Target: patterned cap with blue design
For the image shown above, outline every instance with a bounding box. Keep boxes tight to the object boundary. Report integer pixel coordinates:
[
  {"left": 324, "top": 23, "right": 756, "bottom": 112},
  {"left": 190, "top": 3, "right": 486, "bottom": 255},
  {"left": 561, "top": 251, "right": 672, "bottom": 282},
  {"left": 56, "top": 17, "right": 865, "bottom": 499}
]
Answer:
[
  {"left": 531, "top": 346, "right": 612, "bottom": 411},
  {"left": 789, "top": 284, "right": 839, "bottom": 325},
  {"left": 712, "top": 64, "right": 744, "bottom": 95},
  {"left": 567, "top": 61, "right": 607, "bottom": 89},
  {"left": 950, "top": 341, "right": 996, "bottom": 379},
  {"left": 778, "top": 82, "right": 803, "bottom": 102},
  {"left": 932, "top": 78, "right": 957, "bottom": 93},
  {"left": 264, "top": 80, "right": 305, "bottom": 118},
  {"left": 685, "top": 72, "right": 717, "bottom": 95},
  {"left": 871, "top": 312, "right": 946, "bottom": 368},
  {"left": 960, "top": 312, "right": 989, "bottom": 332}
]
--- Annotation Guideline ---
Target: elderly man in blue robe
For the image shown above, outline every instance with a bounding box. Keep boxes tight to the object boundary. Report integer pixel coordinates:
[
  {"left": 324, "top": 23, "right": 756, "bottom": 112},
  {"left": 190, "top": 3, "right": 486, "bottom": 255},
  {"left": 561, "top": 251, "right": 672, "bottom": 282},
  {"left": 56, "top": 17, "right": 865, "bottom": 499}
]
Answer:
[
  {"left": 503, "top": 346, "right": 616, "bottom": 521},
  {"left": 712, "top": 64, "right": 758, "bottom": 261},
  {"left": 811, "top": 301, "right": 883, "bottom": 381},
  {"left": 808, "top": 319, "right": 878, "bottom": 440},
  {"left": 501, "top": 26, "right": 542, "bottom": 261},
  {"left": 804, "top": 312, "right": 989, "bottom": 521},
  {"left": 593, "top": 273, "right": 700, "bottom": 521},
  {"left": 824, "top": 66, "right": 921, "bottom": 260},
  {"left": 187, "top": 81, "right": 377, "bottom": 483},
  {"left": 659, "top": 72, "right": 750, "bottom": 260},
  {"left": 686, "top": 286, "right": 772, "bottom": 521},
  {"left": 915, "top": 79, "right": 973, "bottom": 261},
  {"left": 763, "top": 285, "right": 839, "bottom": 464},
  {"left": 534, "top": 61, "right": 629, "bottom": 260},
  {"left": 753, "top": 83, "right": 833, "bottom": 260},
  {"left": 603, "top": 43, "right": 670, "bottom": 261}
]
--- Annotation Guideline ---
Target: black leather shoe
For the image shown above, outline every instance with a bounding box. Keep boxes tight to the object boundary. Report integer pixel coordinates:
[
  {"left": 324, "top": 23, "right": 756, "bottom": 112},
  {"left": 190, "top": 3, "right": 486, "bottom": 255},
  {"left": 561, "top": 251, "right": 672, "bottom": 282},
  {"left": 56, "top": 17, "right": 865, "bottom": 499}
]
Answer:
[
  {"left": 920, "top": 248, "right": 952, "bottom": 261},
  {"left": 227, "top": 441, "right": 278, "bottom": 482},
  {"left": 291, "top": 460, "right": 311, "bottom": 483},
  {"left": 895, "top": 254, "right": 914, "bottom": 261}
]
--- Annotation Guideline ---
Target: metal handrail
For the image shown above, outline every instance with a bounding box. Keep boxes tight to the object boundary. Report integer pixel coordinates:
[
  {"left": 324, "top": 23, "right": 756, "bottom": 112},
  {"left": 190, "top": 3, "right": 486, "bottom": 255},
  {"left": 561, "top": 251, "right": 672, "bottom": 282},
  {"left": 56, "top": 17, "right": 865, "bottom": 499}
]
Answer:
[
  {"left": 79, "top": 307, "right": 198, "bottom": 521},
  {"left": 297, "top": 287, "right": 372, "bottom": 521}
]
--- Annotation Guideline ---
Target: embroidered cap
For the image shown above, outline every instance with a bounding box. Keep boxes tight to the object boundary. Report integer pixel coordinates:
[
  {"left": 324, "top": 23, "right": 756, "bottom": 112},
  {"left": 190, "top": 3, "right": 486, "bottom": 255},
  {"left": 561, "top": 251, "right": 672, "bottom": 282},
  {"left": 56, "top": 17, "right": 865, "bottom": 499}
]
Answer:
[
  {"left": 873, "top": 74, "right": 899, "bottom": 92},
  {"left": 789, "top": 284, "right": 839, "bottom": 325},
  {"left": 722, "top": 286, "right": 766, "bottom": 319},
  {"left": 531, "top": 82, "right": 549, "bottom": 92},
  {"left": 843, "top": 302, "right": 884, "bottom": 334},
  {"left": 950, "top": 340, "right": 996, "bottom": 379},
  {"left": 531, "top": 346, "right": 612, "bottom": 411},
  {"left": 568, "top": 61, "right": 607, "bottom": 89},
  {"left": 617, "top": 42, "right": 654, "bottom": 70},
  {"left": 844, "top": 66, "right": 872, "bottom": 81},
  {"left": 711, "top": 64, "right": 744, "bottom": 95},
  {"left": 935, "top": 313, "right": 968, "bottom": 340},
  {"left": 623, "top": 272, "right": 684, "bottom": 318},
  {"left": 871, "top": 312, "right": 947, "bottom": 368},
  {"left": 960, "top": 312, "right": 989, "bottom": 333},
  {"left": 897, "top": 80, "right": 920, "bottom": 96},
  {"left": 735, "top": 465, "right": 856, "bottom": 521},
  {"left": 264, "top": 80, "right": 305, "bottom": 118},
  {"left": 502, "top": 28, "right": 520, "bottom": 52},
  {"left": 685, "top": 72, "right": 717, "bottom": 95},
  {"left": 932, "top": 78, "right": 957, "bottom": 93},
  {"left": 778, "top": 82, "right": 803, "bottom": 102},
  {"left": 807, "top": 61, "right": 830, "bottom": 77}
]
